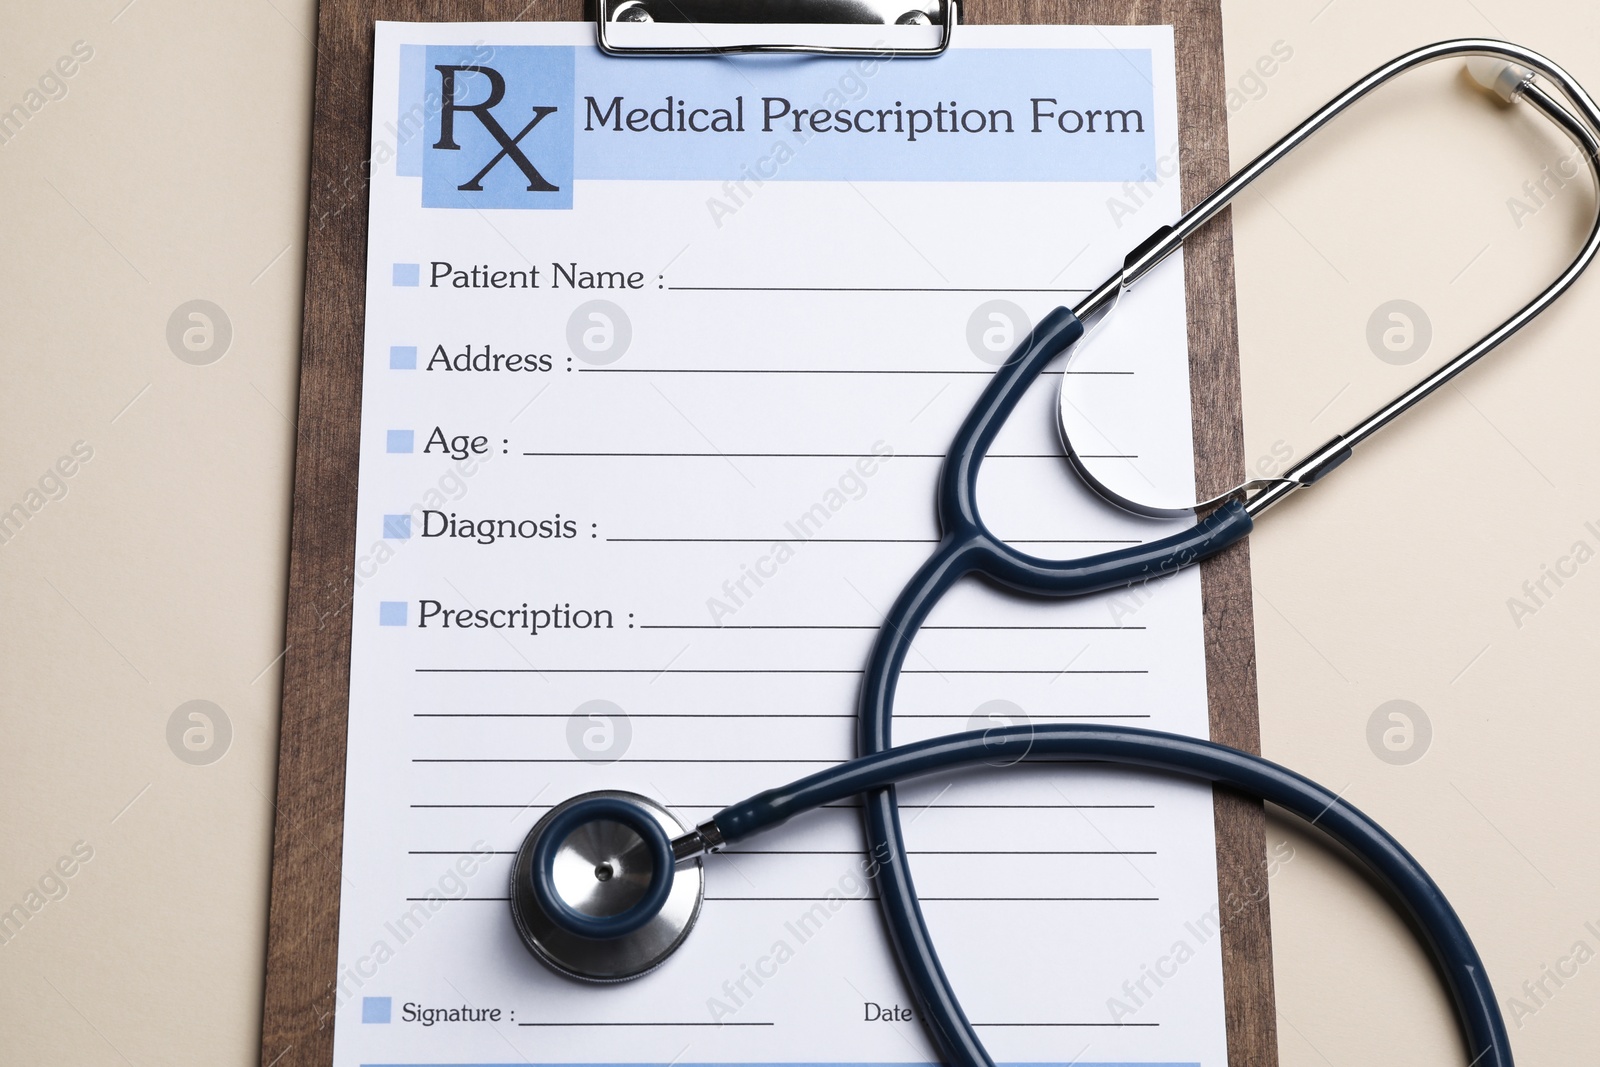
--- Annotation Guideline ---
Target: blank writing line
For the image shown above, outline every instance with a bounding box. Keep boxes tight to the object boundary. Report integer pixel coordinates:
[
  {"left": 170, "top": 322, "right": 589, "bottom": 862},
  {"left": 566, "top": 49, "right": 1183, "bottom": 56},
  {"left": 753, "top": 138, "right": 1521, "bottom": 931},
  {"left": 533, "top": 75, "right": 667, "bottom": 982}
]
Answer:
[
  {"left": 580, "top": 368, "right": 1130, "bottom": 376},
  {"left": 523, "top": 452, "right": 1136, "bottom": 459},
  {"left": 414, "top": 713, "right": 1150, "bottom": 720},
  {"left": 416, "top": 758, "right": 887, "bottom": 764},
  {"left": 414, "top": 896, "right": 511, "bottom": 901},
  {"left": 419, "top": 895, "right": 1157, "bottom": 903},
  {"left": 415, "top": 668, "right": 1148, "bottom": 675},
  {"left": 608, "top": 537, "right": 1138, "bottom": 545},
  {"left": 705, "top": 896, "right": 1158, "bottom": 902},
  {"left": 406, "top": 848, "right": 1155, "bottom": 857},
  {"left": 974, "top": 1022, "right": 1160, "bottom": 1028},
  {"left": 411, "top": 802, "right": 1155, "bottom": 810},
  {"left": 820, "top": 802, "right": 1157, "bottom": 810},
  {"left": 670, "top": 285, "right": 1095, "bottom": 293},
  {"left": 640, "top": 624, "right": 1145, "bottom": 631},
  {"left": 720, "top": 849, "right": 1156, "bottom": 856},
  {"left": 414, "top": 756, "right": 1169, "bottom": 765},
  {"left": 518, "top": 1021, "right": 773, "bottom": 1027}
]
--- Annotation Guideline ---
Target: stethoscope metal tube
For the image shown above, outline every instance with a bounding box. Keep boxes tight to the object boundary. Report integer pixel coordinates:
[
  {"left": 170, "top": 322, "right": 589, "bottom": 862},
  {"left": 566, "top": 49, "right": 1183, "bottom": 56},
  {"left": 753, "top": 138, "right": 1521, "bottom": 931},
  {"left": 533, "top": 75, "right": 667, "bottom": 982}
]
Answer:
[
  {"left": 511, "top": 39, "right": 1600, "bottom": 1067},
  {"left": 1062, "top": 40, "right": 1600, "bottom": 520}
]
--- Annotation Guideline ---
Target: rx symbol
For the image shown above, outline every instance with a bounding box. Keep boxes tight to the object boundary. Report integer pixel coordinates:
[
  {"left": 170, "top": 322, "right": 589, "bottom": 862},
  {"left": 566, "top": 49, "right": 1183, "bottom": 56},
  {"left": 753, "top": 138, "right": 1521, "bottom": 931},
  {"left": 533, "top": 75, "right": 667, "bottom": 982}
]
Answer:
[{"left": 433, "top": 64, "right": 560, "bottom": 192}]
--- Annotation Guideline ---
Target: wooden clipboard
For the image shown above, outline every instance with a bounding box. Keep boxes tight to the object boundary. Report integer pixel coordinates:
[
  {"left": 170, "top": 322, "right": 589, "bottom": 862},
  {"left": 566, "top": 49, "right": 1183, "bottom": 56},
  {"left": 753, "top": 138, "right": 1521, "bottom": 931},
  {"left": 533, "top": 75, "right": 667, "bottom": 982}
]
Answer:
[{"left": 261, "top": 3, "right": 1277, "bottom": 1063}]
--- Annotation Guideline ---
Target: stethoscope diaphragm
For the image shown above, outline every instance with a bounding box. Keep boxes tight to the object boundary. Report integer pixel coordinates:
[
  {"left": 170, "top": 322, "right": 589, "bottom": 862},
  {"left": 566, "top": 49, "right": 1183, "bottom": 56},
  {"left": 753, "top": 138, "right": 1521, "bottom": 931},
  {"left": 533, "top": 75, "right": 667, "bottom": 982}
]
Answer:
[{"left": 509, "top": 790, "right": 703, "bottom": 982}]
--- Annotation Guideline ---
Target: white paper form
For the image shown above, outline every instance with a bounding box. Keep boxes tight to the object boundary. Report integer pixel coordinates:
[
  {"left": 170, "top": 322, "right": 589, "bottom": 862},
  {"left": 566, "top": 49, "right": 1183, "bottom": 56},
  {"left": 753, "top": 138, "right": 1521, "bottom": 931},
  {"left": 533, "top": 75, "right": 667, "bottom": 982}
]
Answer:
[{"left": 335, "top": 20, "right": 1235, "bottom": 1067}]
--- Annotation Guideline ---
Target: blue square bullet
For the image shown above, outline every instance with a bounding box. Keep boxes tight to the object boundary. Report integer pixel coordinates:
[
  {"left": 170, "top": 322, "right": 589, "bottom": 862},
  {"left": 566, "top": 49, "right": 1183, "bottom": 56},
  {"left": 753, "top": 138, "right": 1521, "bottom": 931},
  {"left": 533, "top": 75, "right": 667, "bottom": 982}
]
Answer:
[
  {"left": 386, "top": 429, "right": 414, "bottom": 453},
  {"left": 383, "top": 514, "right": 411, "bottom": 539},
  {"left": 389, "top": 345, "right": 417, "bottom": 370},
  {"left": 392, "top": 263, "right": 420, "bottom": 287},
  {"left": 379, "top": 601, "right": 408, "bottom": 626},
  {"left": 362, "top": 996, "right": 392, "bottom": 1023}
]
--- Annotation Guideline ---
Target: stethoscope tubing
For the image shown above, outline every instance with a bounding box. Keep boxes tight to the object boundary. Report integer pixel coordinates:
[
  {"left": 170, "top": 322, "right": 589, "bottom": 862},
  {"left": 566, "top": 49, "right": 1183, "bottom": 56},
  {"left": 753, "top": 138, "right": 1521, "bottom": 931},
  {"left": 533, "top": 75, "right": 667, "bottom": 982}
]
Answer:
[
  {"left": 707, "top": 723, "right": 1506, "bottom": 1067},
  {"left": 843, "top": 305, "right": 1259, "bottom": 1067},
  {"left": 517, "top": 39, "right": 1600, "bottom": 1067},
  {"left": 837, "top": 40, "right": 1600, "bottom": 1067}
]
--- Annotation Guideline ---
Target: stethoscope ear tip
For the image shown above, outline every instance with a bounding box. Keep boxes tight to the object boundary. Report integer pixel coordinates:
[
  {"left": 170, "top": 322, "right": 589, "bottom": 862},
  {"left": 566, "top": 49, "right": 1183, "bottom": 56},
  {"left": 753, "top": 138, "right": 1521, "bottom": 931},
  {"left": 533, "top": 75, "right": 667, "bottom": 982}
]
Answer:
[
  {"left": 1465, "top": 56, "right": 1533, "bottom": 103},
  {"left": 510, "top": 790, "right": 703, "bottom": 982}
]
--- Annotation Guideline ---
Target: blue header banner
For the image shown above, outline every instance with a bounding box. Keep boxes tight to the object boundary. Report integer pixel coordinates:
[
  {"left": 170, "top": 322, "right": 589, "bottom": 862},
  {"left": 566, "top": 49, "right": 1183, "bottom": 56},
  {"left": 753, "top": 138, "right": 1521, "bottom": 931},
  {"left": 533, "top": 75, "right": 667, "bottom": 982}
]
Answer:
[{"left": 403, "top": 45, "right": 1156, "bottom": 209}]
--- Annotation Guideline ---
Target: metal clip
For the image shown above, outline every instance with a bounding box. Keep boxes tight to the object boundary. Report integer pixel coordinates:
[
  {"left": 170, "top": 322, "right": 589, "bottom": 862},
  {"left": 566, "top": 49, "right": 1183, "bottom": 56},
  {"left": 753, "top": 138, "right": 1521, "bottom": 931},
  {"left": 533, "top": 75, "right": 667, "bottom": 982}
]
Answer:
[
  {"left": 670, "top": 819, "right": 726, "bottom": 862},
  {"left": 596, "top": 0, "right": 957, "bottom": 57}
]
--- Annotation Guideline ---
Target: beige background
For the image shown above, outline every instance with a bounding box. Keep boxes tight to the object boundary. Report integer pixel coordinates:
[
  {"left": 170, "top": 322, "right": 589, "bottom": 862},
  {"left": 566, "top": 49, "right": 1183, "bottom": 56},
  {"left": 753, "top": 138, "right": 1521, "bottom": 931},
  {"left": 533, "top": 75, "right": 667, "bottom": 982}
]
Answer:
[{"left": 1, "top": 1, "right": 1595, "bottom": 1063}]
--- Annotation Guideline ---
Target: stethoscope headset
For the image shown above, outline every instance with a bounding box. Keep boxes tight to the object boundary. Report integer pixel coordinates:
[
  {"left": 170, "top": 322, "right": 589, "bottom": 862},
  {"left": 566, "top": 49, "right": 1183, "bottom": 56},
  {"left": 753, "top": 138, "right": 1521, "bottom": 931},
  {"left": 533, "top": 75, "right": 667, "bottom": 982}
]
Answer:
[{"left": 506, "top": 41, "right": 1600, "bottom": 1067}]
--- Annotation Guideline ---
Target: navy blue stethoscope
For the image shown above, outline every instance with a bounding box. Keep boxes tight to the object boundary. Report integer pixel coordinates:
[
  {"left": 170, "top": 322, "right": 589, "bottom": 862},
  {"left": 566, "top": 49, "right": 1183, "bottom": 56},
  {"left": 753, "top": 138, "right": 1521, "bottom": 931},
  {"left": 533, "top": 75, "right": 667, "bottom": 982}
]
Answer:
[{"left": 509, "top": 41, "right": 1600, "bottom": 1067}]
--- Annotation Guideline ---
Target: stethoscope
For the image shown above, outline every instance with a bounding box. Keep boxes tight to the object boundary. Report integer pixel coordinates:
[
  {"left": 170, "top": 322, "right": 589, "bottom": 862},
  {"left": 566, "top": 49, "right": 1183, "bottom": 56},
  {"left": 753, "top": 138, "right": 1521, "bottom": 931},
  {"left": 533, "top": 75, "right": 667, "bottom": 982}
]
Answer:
[{"left": 507, "top": 41, "right": 1600, "bottom": 1067}]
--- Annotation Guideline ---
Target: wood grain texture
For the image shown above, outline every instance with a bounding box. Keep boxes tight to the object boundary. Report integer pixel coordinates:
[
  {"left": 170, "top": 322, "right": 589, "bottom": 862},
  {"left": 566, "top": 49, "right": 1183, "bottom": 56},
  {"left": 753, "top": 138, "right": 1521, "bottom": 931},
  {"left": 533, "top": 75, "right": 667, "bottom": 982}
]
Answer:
[{"left": 261, "top": 3, "right": 1274, "bottom": 1064}]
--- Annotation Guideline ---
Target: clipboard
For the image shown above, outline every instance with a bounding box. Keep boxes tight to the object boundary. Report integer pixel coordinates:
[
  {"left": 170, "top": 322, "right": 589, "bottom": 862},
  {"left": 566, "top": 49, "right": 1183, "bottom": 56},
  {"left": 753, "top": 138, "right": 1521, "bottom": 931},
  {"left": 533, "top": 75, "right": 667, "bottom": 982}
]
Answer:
[{"left": 261, "top": 3, "right": 1277, "bottom": 1064}]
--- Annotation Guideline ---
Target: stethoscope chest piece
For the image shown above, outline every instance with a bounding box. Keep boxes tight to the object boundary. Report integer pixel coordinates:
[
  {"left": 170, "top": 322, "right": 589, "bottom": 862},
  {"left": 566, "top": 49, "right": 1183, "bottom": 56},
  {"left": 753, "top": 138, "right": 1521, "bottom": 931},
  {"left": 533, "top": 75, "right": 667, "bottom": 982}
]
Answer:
[{"left": 510, "top": 790, "right": 703, "bottom": 982}]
